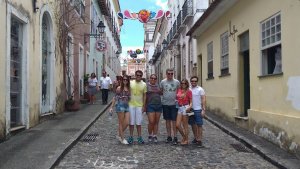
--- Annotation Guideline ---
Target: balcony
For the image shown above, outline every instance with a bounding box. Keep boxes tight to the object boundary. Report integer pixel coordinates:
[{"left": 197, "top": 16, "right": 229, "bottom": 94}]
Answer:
[
  {"left": 182, "top": 0, "right": 193, "bottom": 24},
  {"left": 176, "top": 10, "right": 185, "bottom": 33},
  {"left": 172, "top": 20, "right": 179, "bottom": 39},
  {"left": 97, "top": 0, "right": 110, "bottom": 16}
]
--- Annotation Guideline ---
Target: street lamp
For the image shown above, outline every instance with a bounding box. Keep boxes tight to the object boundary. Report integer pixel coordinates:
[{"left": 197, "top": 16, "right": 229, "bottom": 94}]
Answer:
[
  {"left": 86, "top": 20, "right": 106, "bottom": 38},
  {"left": 162, "top": 39, "right": 168, "bottom": 50}
]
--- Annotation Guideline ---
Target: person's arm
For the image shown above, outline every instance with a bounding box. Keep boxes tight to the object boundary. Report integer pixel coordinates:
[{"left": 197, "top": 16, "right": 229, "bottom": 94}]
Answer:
[
  {"left": 109, "top": 96, "right": 116, "bottom": 112},
  {"left": 186, "top": 90, "right": 192, "bottom": 112},
  {"left": 109, "top": 78, "right": 113, "bottom": 90},
  {"left": 201, "top": 94, "right": 206, "bottom": 117},
  {"left": 143, "top": 84, "right": 147, "bottom": 112}
]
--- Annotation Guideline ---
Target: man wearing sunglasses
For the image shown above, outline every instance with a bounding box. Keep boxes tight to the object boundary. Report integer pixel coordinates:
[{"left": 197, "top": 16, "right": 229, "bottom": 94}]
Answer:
[
  {"left": 188, "top": 76, "right": 206, "bottom": 147},
  {"left": 128, "top": 70, "right": 147, "bottom": 144},
  {"left": 160, "top": 68, "right": 180, "bottom": 145}
]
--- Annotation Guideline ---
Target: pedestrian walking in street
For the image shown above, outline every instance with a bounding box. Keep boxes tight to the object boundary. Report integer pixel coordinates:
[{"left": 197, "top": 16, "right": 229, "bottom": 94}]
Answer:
[
  {"left": 128, "top": 70, "right": 147, "bottom": 144},
  {"left": 109, "top": 75, "right": 131, "bottom": 145},
  {"left": 146, "top": 74, "right": 162, "bottom": 143},
  {"left": 160, "top": 68, "right": 180, "bottom": 145},
  {"left": 189, "top": 76, "right": 206, "bottom": 147},
  {"left": 99, "top": 71, "right": 112, "bottom": 104},
  {"left": 88, "top": 73, "right": 99, "bottom": 104},
  {"left": 176, "top": 79, "right": 192, "bottom": 145}
]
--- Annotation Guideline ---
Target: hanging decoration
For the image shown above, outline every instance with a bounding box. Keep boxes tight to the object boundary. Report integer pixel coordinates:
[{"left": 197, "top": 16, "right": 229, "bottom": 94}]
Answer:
[
  {"left": 125, "top": 58, "right": 146, "bottom": 64},
  {"left": 127, "top": 49, "right": 148, "bottom": 58},
  {"left": 118, "top": 9, "right": 171, "bottom": 23}
]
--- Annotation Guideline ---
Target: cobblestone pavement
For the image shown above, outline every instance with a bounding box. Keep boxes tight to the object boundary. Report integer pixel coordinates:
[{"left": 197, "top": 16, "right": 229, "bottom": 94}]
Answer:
[{"left": 55, "top": 110, "right": 278, "bottom": 169}]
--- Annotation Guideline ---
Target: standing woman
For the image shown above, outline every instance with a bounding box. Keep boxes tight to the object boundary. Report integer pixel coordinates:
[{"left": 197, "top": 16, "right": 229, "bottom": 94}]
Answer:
[
  {"left": 88, "top": 73, "right": 99, "bottom": 104},
  {"left": 109, "top": 75, "right": 131, "bottom": 144},
  {"left": 176, "top": 79, "right": 192, "bottom": 145},
  {"left": 145, "top": 74, "right": 162, "bottom": 143}
]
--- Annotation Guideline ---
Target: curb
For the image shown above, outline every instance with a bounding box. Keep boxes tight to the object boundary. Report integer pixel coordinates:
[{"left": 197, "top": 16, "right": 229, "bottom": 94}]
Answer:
[
  {"left": 205, "top": 115, "right": 287, "bottom": 169},
  {"left": 49, "top": 101, "right": 112, "bottom": 169}
]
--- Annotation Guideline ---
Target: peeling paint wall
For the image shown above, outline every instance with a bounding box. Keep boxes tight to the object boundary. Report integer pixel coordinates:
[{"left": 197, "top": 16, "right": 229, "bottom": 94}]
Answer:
[{"left": 287, "top": 76, "right": 300, "bottom": 110}]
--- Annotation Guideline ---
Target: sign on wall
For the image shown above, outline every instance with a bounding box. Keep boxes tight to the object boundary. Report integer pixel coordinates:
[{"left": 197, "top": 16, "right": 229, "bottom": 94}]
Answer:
[{"left": 95, "top": 40, "right": 106, "bottom": 52}]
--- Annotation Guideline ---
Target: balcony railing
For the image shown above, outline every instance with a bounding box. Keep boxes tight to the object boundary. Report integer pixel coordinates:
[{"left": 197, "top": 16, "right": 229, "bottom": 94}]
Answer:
[
  {"left": 176, "top": 10, "right": 185, "bottom": 33},
  {"left": 97, "top": 0, "right": 110, "bottom": 16},
  {"left": 182, "top": 0, "right": 193, "bottom": 24},
  {"left": 172, "top": 20, "right": 178, "bottom": 39}
]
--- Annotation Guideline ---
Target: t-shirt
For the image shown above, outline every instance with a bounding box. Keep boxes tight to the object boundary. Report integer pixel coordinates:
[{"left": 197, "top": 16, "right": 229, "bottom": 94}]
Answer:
[
  {"left": 129, "top": 80, "right": 147, "bottom": 107},
  {"left": 146, "top": 83, "right": 161, "bottom": 105},
  {"left": 191, "top": 86, "right": 205, "bottom": 110},
  {"left": 176, "top": 89, "right": 192, "bottom": 106},
  {"left": 115, "top": 89, "right": 130, "bottom": 105},
  {"left": 160, "top": 78, "right": 180, "bottom": 105},
  {"left": 88, "top": 78, "right": 98, "bottom": 87},
  {"left": 100, "top": 76, "right": 112, "bottom": 89}
]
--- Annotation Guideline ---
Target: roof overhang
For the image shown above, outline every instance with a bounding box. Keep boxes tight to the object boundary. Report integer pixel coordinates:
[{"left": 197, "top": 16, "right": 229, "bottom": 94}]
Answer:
[{"left": 186, "top": 0, "right": 238, "bottom": 37}]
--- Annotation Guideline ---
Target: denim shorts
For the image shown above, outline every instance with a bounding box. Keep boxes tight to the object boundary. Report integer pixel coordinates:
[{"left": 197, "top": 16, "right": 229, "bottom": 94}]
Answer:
[
  {"left": 162, "top": 105, "right": 178, "bottom": 121},
  {"left": 115, "top": 103, "right": 129, "bottom": 113},
  {"left": 188, "top": 110, "right": 203, "bottom": 126},
  {"left": 147, "top": 104, "right": 162, "bottom": 113}
]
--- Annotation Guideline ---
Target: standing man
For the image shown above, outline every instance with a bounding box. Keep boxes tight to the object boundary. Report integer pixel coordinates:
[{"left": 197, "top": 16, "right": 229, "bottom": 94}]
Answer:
[
  {"left": 100, "top": 71, "right": 112, "bottom": 104},
  {"left": 189, "top": 76, "right": 206, "bottom": 147},
  {"left": 128, "top": 70, "right": 147, "bottom": 144},
  {"left": 160, "top": 68, "right": 180, "bottom": 145}
]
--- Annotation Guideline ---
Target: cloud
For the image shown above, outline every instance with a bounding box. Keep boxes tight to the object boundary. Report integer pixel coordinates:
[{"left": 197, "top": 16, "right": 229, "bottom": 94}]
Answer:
[{"left": 155, "top": 0, "right": 168, "bottom": 10}]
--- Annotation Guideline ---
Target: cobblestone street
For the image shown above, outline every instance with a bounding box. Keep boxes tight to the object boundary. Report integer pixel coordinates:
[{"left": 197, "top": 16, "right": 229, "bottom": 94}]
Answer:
[{"left": 55, "top": 110, "right": 277, "bottom": 169}]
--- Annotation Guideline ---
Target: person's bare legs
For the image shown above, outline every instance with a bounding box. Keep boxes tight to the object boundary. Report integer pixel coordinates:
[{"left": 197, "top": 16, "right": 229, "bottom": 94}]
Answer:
[
  {"left": 182, "top": 115, "right": 189, "bottom": 144},
  {"left": 148, "top": 112, "right": 155, "bottom": 136},
  {"left": 176, "top": 114, "right": 184, "bottom": 142},
  {"left": 153, "top": 112, "right": 161, "bottom": 136}
]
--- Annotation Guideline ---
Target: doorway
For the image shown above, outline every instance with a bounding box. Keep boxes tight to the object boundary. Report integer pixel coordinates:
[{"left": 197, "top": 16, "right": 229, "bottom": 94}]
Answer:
[{"left": 239, "top": 31, "right": 250, "bottom": 116}]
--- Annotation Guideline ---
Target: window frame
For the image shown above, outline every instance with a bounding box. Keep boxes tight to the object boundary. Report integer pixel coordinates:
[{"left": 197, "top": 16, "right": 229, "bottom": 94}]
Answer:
[
  {"left": 220, "top": 31, "right": 229, "bottom": 76},
  {"left": 260, "top": 12, "right": 282, "bottom": 76},
  {"left": 207, "top": 41, "right": 214, "bottom": 79}
]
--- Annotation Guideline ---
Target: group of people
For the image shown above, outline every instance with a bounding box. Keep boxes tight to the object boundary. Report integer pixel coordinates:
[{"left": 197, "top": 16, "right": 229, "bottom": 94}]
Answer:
[
  {"left": 87, "top": 71, "right": 112, "bottom": 105},
  {"left": 109, "top": 68, "right": 206, "bottom": 146}
]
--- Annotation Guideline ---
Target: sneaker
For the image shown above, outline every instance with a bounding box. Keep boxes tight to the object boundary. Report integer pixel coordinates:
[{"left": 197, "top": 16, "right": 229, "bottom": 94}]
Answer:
[
  {"left": 173, "top": 137, "right": 178, "bottom": 145},
  {"left": 153, "top": 136, "right": 158, "bottom": 143},
  {"left": 197, "top": 140, "right": 203, "bottom": 147},
  {"left": 127, "top": 136, "right": 134, "bottom": 144},
  {"left": 137, "top": 136, "right": 145, "bottom": 144},
  {"left": 191, "top": 138, "right": 197, "bottom": 144},
  {"left": 122, "top": 139, "right": 129, "bottom": 145},
  {"left": 148, "top": 136, "right": 153, "bottom": 142},
  {"left": 165, "top": 136, "right": 172, "bottom": 143}
]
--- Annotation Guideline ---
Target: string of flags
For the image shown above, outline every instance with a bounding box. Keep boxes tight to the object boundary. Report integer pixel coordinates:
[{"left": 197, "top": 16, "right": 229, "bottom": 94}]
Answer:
[{"left": 118, "top": 9, "right": 171, "bottom": 23}]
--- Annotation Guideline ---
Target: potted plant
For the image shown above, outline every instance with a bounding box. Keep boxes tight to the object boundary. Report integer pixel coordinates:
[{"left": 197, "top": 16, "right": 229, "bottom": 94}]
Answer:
[
  {"left": 65, "top": 96, "right": 79, "bottom": 111},
  {"left": 83, "top": 74, "right": 90, "bottom": 102}
]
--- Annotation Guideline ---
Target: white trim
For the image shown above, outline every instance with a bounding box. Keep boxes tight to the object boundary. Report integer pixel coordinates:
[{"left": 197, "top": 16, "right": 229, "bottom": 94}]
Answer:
[
  {"left": 78, "top": 43, "right": 84, "bottom": 96},
  {"left": 39, "top": 4, "right": 56, "bottom": 114},
  {"left": 6, "top": 4, "right": 30, "bottom": 132}
]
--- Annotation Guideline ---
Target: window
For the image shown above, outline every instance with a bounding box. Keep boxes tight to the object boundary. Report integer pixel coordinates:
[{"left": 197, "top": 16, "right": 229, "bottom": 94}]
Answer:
[
  {"left": 261, "top": 13, "right": 282, "bottom": 75},
  {"left": 220, "top": 31, "right": 229, "bottom": 75},
  {"left": 74, "top": 0, "right": 85, "bottom": 20},
  {"left": 207, "top": 42, "right": 213, "bottom": 79}
]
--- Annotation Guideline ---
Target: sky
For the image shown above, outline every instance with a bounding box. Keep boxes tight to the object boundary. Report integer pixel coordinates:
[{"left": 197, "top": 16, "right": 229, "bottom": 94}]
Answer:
[{"left": 119, "top": 0, "right": 168, "bottom": 59}]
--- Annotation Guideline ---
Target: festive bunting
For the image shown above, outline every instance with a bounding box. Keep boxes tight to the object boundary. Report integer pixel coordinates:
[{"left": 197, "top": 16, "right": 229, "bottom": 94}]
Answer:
[{"left": 118, "top": 9, "right": 171, "bottom": 23}]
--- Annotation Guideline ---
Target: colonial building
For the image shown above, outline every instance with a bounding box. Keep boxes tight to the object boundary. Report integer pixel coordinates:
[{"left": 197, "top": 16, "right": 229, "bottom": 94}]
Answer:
[
  {"left": 92, "top": 0, "right": 122, "bottom": 81},
  {"left": 0, "top": 0, "right": 64, "bottom": 140},
  {"left": 187, "top": 0, "right": 300, "bottom": 157}
]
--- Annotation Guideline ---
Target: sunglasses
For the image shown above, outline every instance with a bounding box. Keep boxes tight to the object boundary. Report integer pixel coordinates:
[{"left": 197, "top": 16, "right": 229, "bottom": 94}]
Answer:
[
  {"left": 136, "top": 74, "right": 142, "bottom": 77},
  {"left": 181, "top": 83, "right": 187, "bottom": 85},
  {"left": 167, "top": 73, "right": 174, "bottom": 75},
  {"left": 150, "top": 77, "right": 157, "bottom": 80}
]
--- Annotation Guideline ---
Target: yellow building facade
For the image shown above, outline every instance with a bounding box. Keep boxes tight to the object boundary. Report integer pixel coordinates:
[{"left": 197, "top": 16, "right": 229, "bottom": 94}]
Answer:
[
  {"left": 0, "top": 0, "right": 64, "bottom": 141},
  {"left": 188, "top": 0, "right": 300, "bottom": 157}
]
